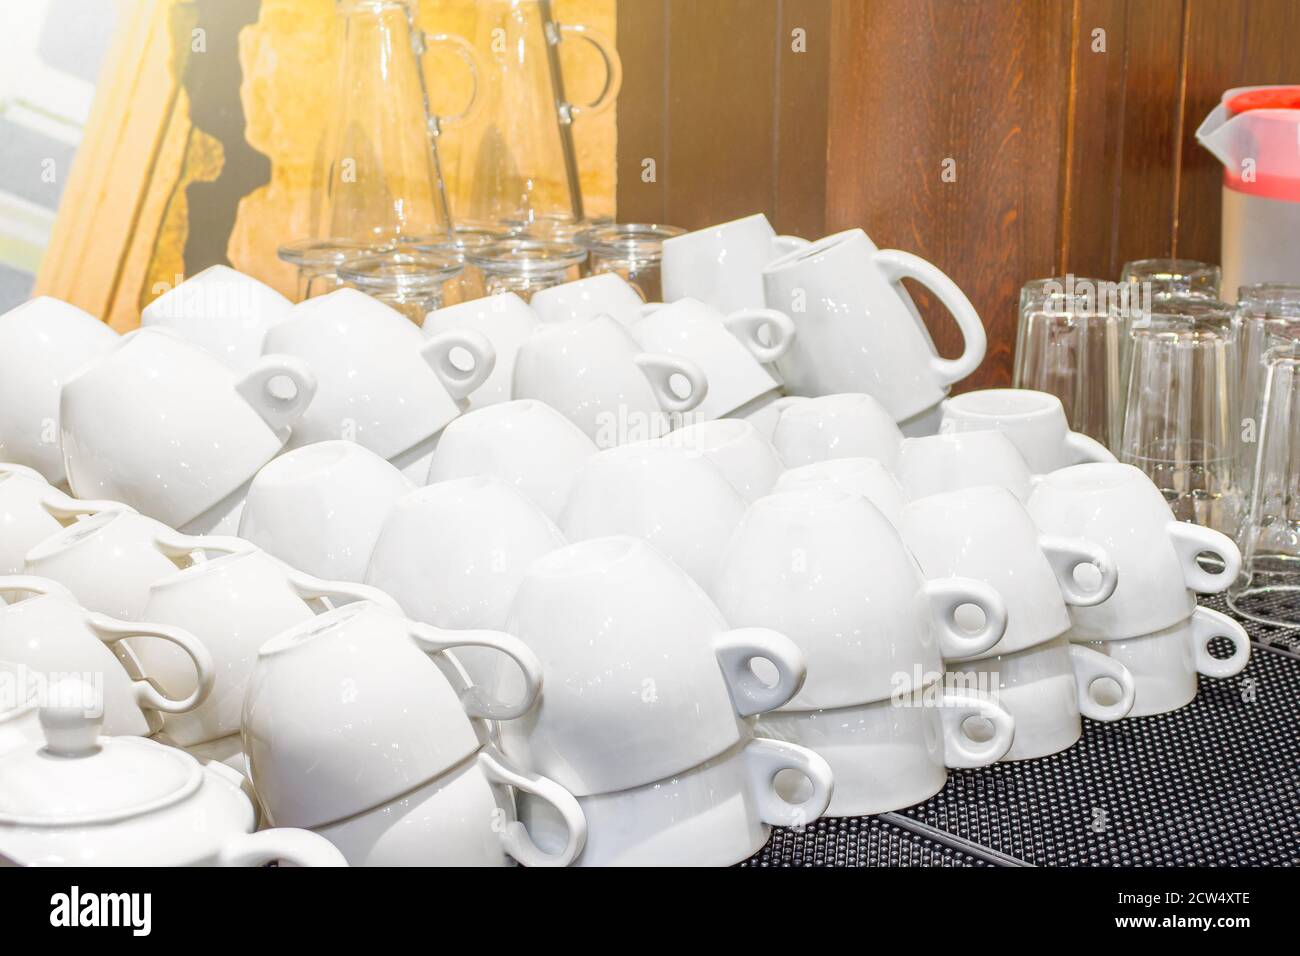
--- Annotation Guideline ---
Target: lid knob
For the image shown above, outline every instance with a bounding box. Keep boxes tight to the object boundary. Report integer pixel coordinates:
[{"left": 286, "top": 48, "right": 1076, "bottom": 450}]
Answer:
[{"left": 38, "top": 678, "right": 104, "bottom": 756}]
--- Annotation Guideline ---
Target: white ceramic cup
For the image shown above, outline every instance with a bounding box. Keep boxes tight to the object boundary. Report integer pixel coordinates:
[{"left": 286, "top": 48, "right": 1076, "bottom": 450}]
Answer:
[
  {"left": 425, "top": 399, "right": 598, "bottom": 522},
  {"left": 894, "top": 430, "right": 1036, "bottom": 502},
  {"left": 511, "top": 314, "right": 707, "bottom": 448},
  {"left": 0, "top": 297, "right": 119, "bottom": 486},
  {"left": 763, "top": 228, "right": 986, "bottom": 426},
  {"left": 900, "top": 486, "right": 1119, "bottom": 659},
  {"left": 946, "top": 636, "right": 1135, "bottom": 761},
  {"left": 1081, "top": 605, "right": 1250, "bottom": 717},
  {"left": 529, "top": 272, "right": 656, "bottom": 328},
  {"left": 238, "top": 440, "right": 415, "bottom": 582},
  {"left": 770, "top": 393, "right": 904, "bottom": 469},
  {"left": 773, "top": 457, "right": 909, "bottom": 528},
  {"left": 491, "top": 536, "right": 808, "bottom": 796},
  {"left": 262, "top": 288, "right": 495, "bottom": 465},
  {"left": 712, "top": 487, "right": 1007, "bottom": 706},
  {"left": 0, "top": 467, "right": 125, "bottom": 574},
  {"left": 139, "top": 549, "right": 395, "bottom": 747},
  {"left": 0, "top": 660, "right": 44, "bottom": 754},
  {"left": 661, "top": 213, "right": 809, "bottom": 312},
  {"left": 244, "top": 600, "right": 544, "bottom": 829},
  {"left": 631, "top": 297, "right": 795, "bottom": 421},
  {"left": 1028, "top": 463, "right": 1242, "bottom": 639},
  {"left": 316, "top": 744, "right": 586, "bottom": 867},
  {"left": 366, "top": 477, "right": 567, "bottom": 684},
  {"left": 60, "top": 328, "right": 317, "bottom": 527},
  {"left": 141, "top": 265, "right": 293, "bottom": 373},
  {"left": 422, "top": 292, "right": 540, "bottom": 410},
  {"left": 23, "top": 509, "right": 252, "bottom": 621},
  {"left": 0, "top": 576, "right": 213, "bottom": 738},
  {"left": 940, "top": 388, "right": 1116, "bottom": 473},
  {"left": 559, "top": 442, "right": 748, "bottom": 592},
  {"left": 518, "top": 733, "right": 832, "bottom": 867},
  {"left": 651, "top": 418, "right": 784, "bottom": 502},
  {"left": 754, "top": 684, "right": 1015, "bottom": 816}
]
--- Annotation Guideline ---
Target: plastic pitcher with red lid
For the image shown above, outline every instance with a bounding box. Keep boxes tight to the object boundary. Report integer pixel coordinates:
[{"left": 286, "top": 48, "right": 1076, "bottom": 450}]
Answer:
[{"left": 1196, "top": 85, "right": 1300, "bottom": 301}]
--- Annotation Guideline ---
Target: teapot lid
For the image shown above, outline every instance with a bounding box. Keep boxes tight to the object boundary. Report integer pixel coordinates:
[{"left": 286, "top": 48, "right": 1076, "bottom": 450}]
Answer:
[{"left": 0, "top": 680, "right": 200, "bottom": 826}]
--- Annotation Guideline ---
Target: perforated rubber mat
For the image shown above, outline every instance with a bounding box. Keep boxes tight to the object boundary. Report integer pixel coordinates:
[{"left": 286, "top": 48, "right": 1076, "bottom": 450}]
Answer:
[
  {"left": 1203, "top": 591, "right": 1300, "bottom": 651},
  {"left": 746, "top": 599, "right": 1300, "bottom": 867}
]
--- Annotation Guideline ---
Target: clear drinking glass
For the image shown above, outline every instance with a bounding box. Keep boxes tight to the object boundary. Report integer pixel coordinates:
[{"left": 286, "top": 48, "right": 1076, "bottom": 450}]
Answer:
[
  {"left": 466, "top": 238, "right": 587, "bottom": 301},
  {"left": 1121, "top": 300, "right": 1243, "bottom": 536},
  {"left": 1229, "top": 347, "right": 1300, "bottom": 625},
  {"left": 1013, "top": 277, "right": 1128, "bottom": 451},
  {"left": 400, "top": 225, "right": 516, "bottom": 304},
  {"left": 338, "top": 252, "right": 464, "bottom": 325},
  {"left": 277, "top": 238, "right": 396, "bottom": 301},
  {"left": 1121, "top": 258, "right": 1221, "bottom": 302},
  {"left": 1234, "top": 284, "right": 1300, "bottom": 495},
  {"left": 577, "top": 223, "right": 685, "bottom": 302}
]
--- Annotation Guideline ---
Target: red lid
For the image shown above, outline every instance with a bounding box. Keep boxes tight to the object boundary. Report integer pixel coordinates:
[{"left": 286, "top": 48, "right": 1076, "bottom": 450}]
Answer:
[{"left": 1227, "top": 86, "right": 1300, "bottom": 116}]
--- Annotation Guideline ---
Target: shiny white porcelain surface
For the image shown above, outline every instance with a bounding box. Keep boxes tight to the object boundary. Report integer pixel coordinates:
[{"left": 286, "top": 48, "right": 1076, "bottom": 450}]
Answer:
[
  {"left": 530, "top": 272, "right": 652, "bottom": 328},
  {"left": 422, "top": 292, "right": 540, "bottom": 410},
  {"left": 771, "top": 393, "right": 904, "bottom": 470},
  {"left": 773, "top": 456, "right": 908, "bottom": 528},
  {"left": 940, "top": 388, "right": 1116, "bottom": 473},
  {"left": 654, "top": 418, "right": 784, "bottom": 502},
  {"left": 895, "top": 430, "right": 1035, "bottom": 502},
  {"left": 0, "top": 469, "right": 126, "bottom": 575},
  {"left": 662, "top": 213, "right": 807, "bottom": 312}
]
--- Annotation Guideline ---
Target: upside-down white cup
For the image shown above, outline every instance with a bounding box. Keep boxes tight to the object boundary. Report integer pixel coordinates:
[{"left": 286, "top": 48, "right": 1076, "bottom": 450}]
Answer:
[
  {"left": 559, "top": 443, "right": 747, "bottom": 592},
  {"left": 490, "top": 536, "right": 809, "bottom": 796},
  {"left": 773, "top": 457, "right": 909, "bottom": 528},
  {"left": 712, "top": 488, "right": 1007, "bottom": 706},
  {"left": 763, "top": 229, "right": 986, "bottom": 429},
  {"left": 0, "top": 467, "right": 125, "bottom": 575},
  {"left": 0, "top": 297, "right": 119, "bottom": 486},
  {"left": 421, "top": 292, "right": 540, "bottom": 410},
  {"left": 631, "top": 297, "right": 795, "bottom": 421},
  {"left": 940, "top": 388, "right": 1116, "bottom": 473},
  {"left": 895, "top": 430, "right": 1036, "bottom": 502},
  {"left": 770, "top": 393, "right": 904, "bottom": 469},
  {"left": 1080, "top": 605, "right": 1250, "bottom": 716},
  {"left": 512, "top": 315, "right": 707, "bottom": 448},
  {"left": 238, "top": 440, "right": 415, "bottom": 582},
  {"left": 661, "top": 213, "right": 810, "bottom": 312},
  {"left": 1028, "top": 463, "right": 1242, "bottom": 639},
  {"left": 900, "top": 486, "right": 1118, "bottom": 659},
  {"left": 60, "top": 328, "right": 317, "bottom": 528},
  {"left": 652, "top": 418, "right": 784, "bottom": 502},
  {"left": 425, "top": 399, "right": 598, "bottom": 522},
  {"left": 754, "top": 683, "right": 1015, "bottom": 816},
  {"left": 141, "top": 265, "right": 293, "bottom": 373},
  {"left": 518, "top": 732, "right": 832, "bottom": 867},
  {"left": 529, "top": 272, "right": 656, "bottom": 328},
  {"left": 946, "top": 636, "right": 1135, "bottom": 761},
  {"left": 0, "top": 576, "right": 214, "bottom": 738}
]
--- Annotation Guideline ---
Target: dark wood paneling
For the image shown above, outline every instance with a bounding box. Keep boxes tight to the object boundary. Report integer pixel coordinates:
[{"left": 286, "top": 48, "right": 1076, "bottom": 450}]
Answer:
[
  {"left": 614, "top": 0, "right": 668, "bottom": 224},
  {"left": 772, "top": 0, "right": 830, "bottom": 239}
]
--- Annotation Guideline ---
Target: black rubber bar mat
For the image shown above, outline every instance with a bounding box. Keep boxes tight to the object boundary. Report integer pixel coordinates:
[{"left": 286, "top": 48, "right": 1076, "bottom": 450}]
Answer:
[{"left": 741, "top": 815, "right": 993, "bottom": 867}]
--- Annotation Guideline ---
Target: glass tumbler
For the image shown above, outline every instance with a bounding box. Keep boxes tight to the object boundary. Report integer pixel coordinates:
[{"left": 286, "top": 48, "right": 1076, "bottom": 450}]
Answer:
[
  {"left": 1234, "top": 284, "right": 1300, "bottom": 494},
  {"left": 1013, "top": 277, "right": 1127, "bottom": 451},
  {"left": 277, "top": 238, "right": 396, "bottom": 301},
  {"left": 1229, "top": 347, "right": 1300, "bottom": 625},
  {"left": 466, "top": 238, "right": 587, "bottom": 301},
  {"left": 400, "top": 226, "right": 516, "bottom": 304},
  {"left": 1121, "top": 258, "right": 1221, "bottom": 302},
  {"left": 338, "top": 252, "right": 464, "bottom": 325},
  {"left": 577, "top": 223, "right": 685, "bottom": 302},
  {"left": 1121, "top": 300, "right": 1243, "bottom": 535}
]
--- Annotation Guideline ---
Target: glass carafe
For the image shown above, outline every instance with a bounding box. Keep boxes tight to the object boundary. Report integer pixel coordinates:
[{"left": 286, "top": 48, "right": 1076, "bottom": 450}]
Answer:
[
  {"left": 313, "top": 0, "right": 481, "bottom": 243},
  {"left": 442, "top": 0, "right": 621, "bottom": 231}
]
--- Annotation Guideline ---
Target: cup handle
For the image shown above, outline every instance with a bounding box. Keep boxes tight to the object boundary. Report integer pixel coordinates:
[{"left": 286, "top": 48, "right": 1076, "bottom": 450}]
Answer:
[
  {"left": 87, "top": 613, "right": 215, "bottom": 716},
  {"left": 0, "top": 574, "right": 76, "bottom": 603},
  {"left": 556, "top": 23, "right": 622, "bottom": 118},
  {"left": 477, "top": 745, "right": 587, "bottom": 867},
  {"left": 39, "top": 487, "right": 131, "bottom": 524},
  {"left": 772, "top": 235, "right": 811, "bottom": 256},
  {"left": 407, "top": 621, "right": 543, "bottom": 721},
  {"left": 743, "top": 736, "right": 834, "bottom": 828},
  {"left": 633, "top": 352, "right": 708, "bottom": 414},
  {"left": 217, "top": 829, "right": 348, "bottom": 867},
  {"left": 419, "top": 32, "right": 484, "bottom": 131},
  {"left": 723, "top": 308, "right": 797, "bottom": 364},
  {"left": 235, "top": 355, "right": 318, "bottom": 433},
  {"left": 0, "top": 463, "right": 46, "bottom": 482},
  {"left": 922, "top": 576, "right": 1008, "bottom": 660},
  {"left": 421, "top": 328, "right": 497, "bottom": 401},
  {"left": 712, "top": 626, "right": 807, "bottom": 717},
  {"left": 152, "top": 527, "right": 253, "bottom": 562},
  {"left": 1064, "top": 430, "right": 1117, "bottom": 464},
  {"left": 1038, "top": 534, "right": 1118, "bottom": 607},
  {"left": 938, "top": 690, "right": 1015, "bottom": 768},
  {"left": 1188, "top": 606, "right": 1251, "bottom": 679},
  {"left": 281, "top": 567, "right": 403, "bottom": 615},
  {"left": 1166, "top": 522, "right": 1241, "bottom": 594},
  {"left": 873, "top": 248, "right": 987, "bottom": 387},
  {"left": 1067, "top": 643, "right": 1135, "bottom": 721}
]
